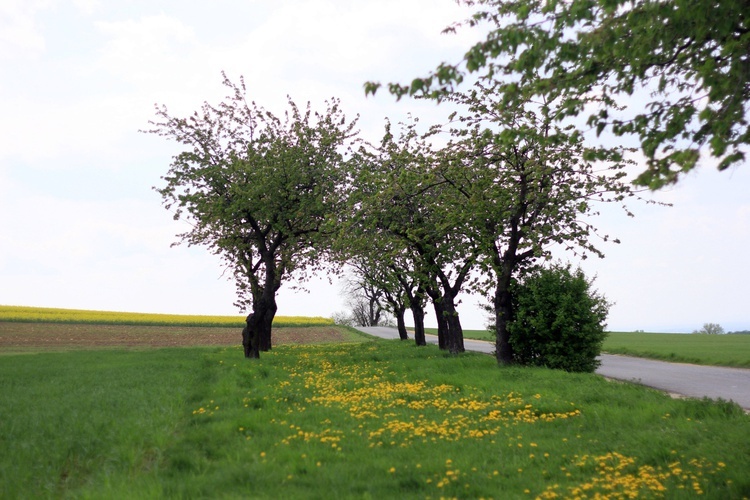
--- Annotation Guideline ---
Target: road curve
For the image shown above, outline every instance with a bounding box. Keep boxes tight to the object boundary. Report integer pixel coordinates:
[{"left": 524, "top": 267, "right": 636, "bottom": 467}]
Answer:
[{"left": 353, "top": 326, "right": 750, "bottom": 410}]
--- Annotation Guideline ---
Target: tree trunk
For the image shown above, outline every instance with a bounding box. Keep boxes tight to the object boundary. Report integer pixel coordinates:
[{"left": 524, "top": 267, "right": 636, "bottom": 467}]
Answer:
[
  {"left": 494, "top": 273, "right": 514, "bottom": 365},
  {"left": 369, "top": 294, "right": 382, "bottom": 326},
  {"left": 254, "top": 290, "right": 277, "bottom": 352},
  {"left": 258, "top": 303, "right": 276, "bottom": 351},
  {"left": 410, "top": 302, "right": 426, "bottom": 346},
  {"left": 243, "top": 313, "right": 260, "bottom": 359},
  {"left": 431, "top": 297, "right": 448, "bottom": 350},
  {"left": 258, "top": 253, "right": 281, "bottom": 352},
  {"left": 441, "top": 293, "right": 465, "bottom": 354},
  {"left": 245, "top": 268, "right": 279, "bottom": 357},
  {"left": 395, "top": 305, "right": 409, "bottom": 340}
]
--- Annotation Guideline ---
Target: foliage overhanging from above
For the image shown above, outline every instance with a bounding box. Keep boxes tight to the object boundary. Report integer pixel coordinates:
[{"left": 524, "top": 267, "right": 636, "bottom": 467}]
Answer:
[{"left": 365, "top": 0, "right": 750, "bottom": 189}]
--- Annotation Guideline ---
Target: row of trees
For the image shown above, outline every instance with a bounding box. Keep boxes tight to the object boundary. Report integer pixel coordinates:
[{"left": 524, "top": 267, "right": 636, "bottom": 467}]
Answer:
[
  {"left": 147, "top": 72, "right": 641, "bottom": 364},
  {"left": 147, "top": 0, "right": 747, "bottom": 366}
]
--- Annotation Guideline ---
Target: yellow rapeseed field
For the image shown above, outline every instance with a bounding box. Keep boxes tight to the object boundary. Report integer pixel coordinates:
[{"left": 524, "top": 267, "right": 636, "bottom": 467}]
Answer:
[{"left": 0, "top": 305, "right": 333, "bottom": 328}]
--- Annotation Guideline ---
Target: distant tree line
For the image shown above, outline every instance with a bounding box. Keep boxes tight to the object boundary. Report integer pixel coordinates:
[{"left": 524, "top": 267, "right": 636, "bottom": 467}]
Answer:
[{"left": 690, "top": 324, "right": 750, "bottom": 335}]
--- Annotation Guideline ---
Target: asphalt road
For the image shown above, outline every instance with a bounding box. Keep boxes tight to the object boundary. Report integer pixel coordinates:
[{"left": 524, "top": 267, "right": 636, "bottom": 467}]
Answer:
[{"left": 354, "top": 326, "right": 750, "bottom": 410}]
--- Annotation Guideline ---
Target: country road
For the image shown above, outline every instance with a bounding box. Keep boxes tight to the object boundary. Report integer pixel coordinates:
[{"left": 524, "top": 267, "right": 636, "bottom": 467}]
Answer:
[{"left": 354, "top": 326, "right": 750, "bottom": 411}]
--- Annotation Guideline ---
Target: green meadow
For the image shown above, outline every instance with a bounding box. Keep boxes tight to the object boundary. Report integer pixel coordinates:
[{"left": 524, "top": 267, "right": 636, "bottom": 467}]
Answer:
[
  {"left": 2, "top": 339, "right": 748, "bottom": 499},
  {"left": 602, "top": 332, "right": 750, "bottom": 368}
]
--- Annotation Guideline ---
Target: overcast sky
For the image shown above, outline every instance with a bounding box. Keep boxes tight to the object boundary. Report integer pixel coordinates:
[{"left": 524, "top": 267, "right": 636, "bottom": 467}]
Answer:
[{"left": 1, "top": 0, "right": 748, "bottom": 333}]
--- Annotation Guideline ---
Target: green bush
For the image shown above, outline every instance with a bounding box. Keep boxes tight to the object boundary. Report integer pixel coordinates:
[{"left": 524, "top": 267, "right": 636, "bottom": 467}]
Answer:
[{"left": 508, "top": 263, "right": 610, "bottom": 372}]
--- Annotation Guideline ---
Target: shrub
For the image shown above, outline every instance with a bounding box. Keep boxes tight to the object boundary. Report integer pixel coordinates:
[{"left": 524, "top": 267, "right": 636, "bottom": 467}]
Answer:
[{"left": 508, "top": 263, "right": 610, "bottom": 373}]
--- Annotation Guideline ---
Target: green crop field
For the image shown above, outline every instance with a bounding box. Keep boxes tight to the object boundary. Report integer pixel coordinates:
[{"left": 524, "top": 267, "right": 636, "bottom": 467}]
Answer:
[
  {"left": 1, "top": 340, "right": 748, "bottom": 499},
  {"left": 0, "top": 305, "right": 333, "bottom": 328},
  {"left": 438, "top": 328, "right": 495, "bottom": 342},
  {"left": 603, "top": 332, "right": 750, "bottom": 368}
]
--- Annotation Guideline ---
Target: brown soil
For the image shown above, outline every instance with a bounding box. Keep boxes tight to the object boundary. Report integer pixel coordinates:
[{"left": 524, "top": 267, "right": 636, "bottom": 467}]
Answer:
[{"left": 0, "top": 322, "right": 354, "bottom": 350}]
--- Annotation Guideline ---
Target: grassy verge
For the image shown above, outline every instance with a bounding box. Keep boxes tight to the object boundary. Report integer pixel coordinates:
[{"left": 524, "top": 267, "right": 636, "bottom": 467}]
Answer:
[
  {"left": 0, "top": 305, "right": 333, "bottom": 328},
  {"left": 2, "top": 341, "right": 748, "bottom": 498},
  {"left": 603, "top": 332, "right": 750, "bottom": 368}
]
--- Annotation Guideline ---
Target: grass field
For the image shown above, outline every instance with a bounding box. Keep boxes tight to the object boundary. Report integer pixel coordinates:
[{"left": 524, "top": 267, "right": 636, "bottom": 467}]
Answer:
[
  {"left": 602, "top": 332, "right": 750, "bottom": 368},
  {"left": 0, "top": 305, "right": 333, "bottom": 328},
  {"left": 442, "top": 328, "right": 495, "bottom": 342},
  {"left": 1, "top": 339, "right": 748, "bottom": 499}
]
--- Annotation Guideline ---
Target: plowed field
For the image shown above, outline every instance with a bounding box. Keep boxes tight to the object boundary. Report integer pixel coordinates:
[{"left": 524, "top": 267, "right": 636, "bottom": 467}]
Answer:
[{"left": 0, "top": 322, "right": 353, "bottom": 350}]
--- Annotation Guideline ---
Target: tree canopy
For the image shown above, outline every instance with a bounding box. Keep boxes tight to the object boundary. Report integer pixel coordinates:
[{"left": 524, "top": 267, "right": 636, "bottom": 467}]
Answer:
[
  {"left": 346, "top": 117, "right": 480, "bottom": 353},
  {"left": 146, "top": 74, "right": 358, "bottom": 357},
  {"left": 366, "top": 0, "right": 750, "bottom": 188},
  {"left": 437, "top": 82, "right": 638, "bottom": 364}
]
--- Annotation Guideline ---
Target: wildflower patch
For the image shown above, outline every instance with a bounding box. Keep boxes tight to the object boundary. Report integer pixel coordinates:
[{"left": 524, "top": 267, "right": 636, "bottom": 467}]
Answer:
[{"left": 193, "top": 341, "right": 747, "bottom": 499}]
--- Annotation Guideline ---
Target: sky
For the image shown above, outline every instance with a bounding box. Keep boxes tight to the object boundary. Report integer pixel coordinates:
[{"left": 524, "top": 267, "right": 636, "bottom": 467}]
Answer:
[{"left": 1, "top": 0, "right": 748, "bottom": 333}]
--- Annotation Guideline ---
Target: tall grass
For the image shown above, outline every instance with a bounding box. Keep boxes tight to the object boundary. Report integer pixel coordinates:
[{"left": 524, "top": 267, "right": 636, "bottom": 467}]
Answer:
[
  {"left": 0, "top": 305, "right": 333, "bottom": 328},
  {"left": 2, "top": 341, "right": 748, "bottom": 498}
]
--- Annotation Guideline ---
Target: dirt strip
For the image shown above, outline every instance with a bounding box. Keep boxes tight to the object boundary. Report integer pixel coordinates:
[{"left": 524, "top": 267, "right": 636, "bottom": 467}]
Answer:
[{"left": 0, "top": 322, "right": 351, "bottom": 349}]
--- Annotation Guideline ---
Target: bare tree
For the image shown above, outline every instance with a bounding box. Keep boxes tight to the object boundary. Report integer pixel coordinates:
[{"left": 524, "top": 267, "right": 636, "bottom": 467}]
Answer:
[{"left": 340, "top": 271, "right": 386, "bottom": 327}]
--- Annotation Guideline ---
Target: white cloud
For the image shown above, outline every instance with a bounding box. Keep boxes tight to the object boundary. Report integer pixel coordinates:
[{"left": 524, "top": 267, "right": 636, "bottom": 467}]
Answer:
[
  {"left": 0, "top": 0, "right": 49, "bottom": 60},
  {"left": 72, "top": 0, "right": 99, "bottom": 16},
  {"left": 95, "top": 14, "right": 195, "bottom": 76},
  {"left": 0, "top": 92, "right": 144, "bottom": 166}
]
